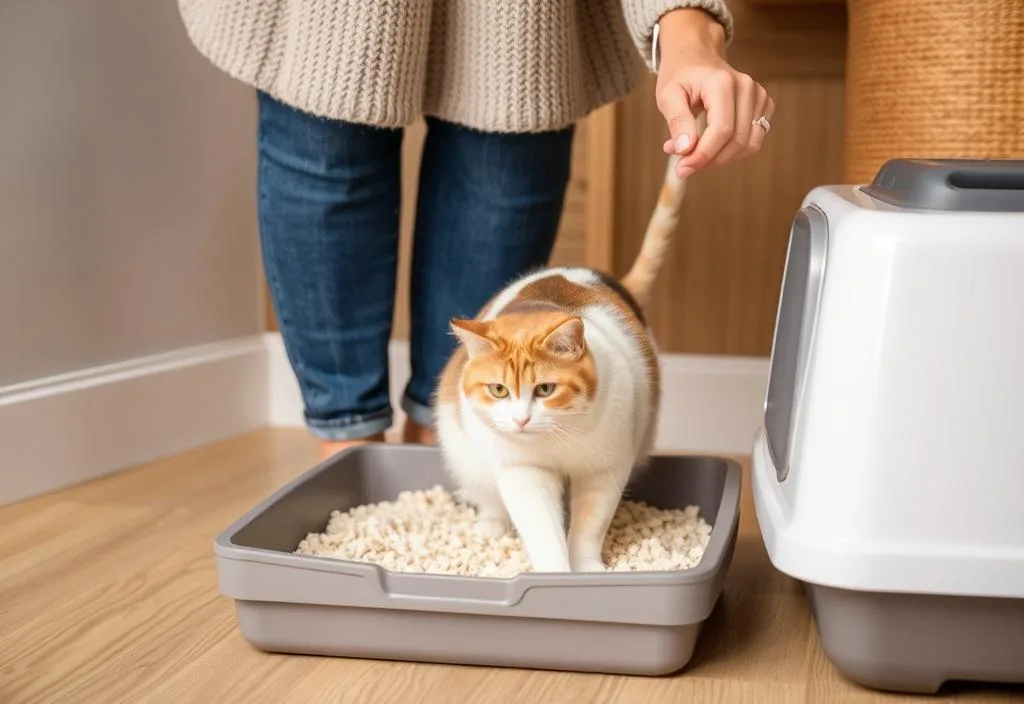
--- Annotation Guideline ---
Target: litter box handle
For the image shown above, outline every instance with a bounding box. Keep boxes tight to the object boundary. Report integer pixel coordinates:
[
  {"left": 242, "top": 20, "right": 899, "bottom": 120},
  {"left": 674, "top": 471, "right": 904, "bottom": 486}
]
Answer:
[{"left": 861, "top": 158, "right": 1024, "bottom": 213}]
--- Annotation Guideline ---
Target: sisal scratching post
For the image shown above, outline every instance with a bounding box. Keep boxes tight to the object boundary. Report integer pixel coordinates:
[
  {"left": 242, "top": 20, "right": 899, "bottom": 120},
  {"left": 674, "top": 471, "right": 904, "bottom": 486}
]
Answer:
[{"left": 843, "top": 0, "right": 1024, "bottom": 184}]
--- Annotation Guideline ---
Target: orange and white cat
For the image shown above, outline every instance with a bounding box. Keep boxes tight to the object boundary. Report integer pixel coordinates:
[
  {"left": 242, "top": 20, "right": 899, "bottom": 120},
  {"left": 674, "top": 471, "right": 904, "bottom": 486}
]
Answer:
[{"left": 435, "top": 154, "right": 690, "bottom": 573}]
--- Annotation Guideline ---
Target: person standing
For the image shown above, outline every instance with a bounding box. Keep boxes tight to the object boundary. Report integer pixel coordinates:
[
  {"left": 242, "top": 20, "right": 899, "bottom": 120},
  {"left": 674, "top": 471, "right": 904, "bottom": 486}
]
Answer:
[{"left": 176, "top": 0, "right": 773, "bottom": 459}]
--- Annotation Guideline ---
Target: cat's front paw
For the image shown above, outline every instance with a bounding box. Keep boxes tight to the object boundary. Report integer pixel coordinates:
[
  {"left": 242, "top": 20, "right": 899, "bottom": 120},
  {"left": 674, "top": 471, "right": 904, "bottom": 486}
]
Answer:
[
  {"left": 474, "top": 516, "right": 509, "bottom": 540},
  {"left": 571, "top": 556, "right": 608, "bottom": 573},
  {"left": 529, "top": 556, "right": 573, "bottom": 573}
]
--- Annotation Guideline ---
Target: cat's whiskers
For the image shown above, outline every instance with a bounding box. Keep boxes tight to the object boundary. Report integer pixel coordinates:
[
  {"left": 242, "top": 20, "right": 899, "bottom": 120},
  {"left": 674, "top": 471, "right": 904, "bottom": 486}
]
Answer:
[
  {"left": 550, "top": 424, "right": 618, "bottom": 485},
  {"left": 549, "top": 422, "right": 620, "bottom": 484},
  {"left": 547, "top": 426, "right": 602, "bottom": 483},
  {"left": 550, "top": 421, "right": 614, "bottom": 458}
]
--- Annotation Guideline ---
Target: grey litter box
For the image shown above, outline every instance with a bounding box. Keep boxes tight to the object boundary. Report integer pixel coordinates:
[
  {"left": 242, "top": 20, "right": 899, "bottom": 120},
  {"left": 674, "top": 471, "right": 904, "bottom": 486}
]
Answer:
[{"left": 214, "top": 444, "right": 741, "bottom": 676}]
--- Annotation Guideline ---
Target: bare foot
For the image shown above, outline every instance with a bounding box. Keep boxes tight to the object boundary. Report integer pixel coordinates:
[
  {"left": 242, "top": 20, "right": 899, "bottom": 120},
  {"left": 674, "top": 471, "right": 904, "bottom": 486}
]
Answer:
[
  {"left": 401, "top": 418, "right": 437, "bottom": 445},
  {"left": 319, "top": 433, "right": 385, "bottom": 462}
]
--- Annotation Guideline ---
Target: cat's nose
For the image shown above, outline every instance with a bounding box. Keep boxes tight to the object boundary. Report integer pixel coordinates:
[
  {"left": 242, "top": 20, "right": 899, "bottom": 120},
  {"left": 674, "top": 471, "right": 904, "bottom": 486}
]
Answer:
[{"left": 514, "top": 415, "right": 531, "bottom": 429}]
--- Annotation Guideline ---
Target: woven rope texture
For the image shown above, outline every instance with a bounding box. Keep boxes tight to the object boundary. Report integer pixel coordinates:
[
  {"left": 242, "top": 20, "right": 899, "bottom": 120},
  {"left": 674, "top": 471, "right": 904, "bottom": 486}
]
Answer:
[{"left": 843, "top": 0, "right": 1023, "bottom": 183}]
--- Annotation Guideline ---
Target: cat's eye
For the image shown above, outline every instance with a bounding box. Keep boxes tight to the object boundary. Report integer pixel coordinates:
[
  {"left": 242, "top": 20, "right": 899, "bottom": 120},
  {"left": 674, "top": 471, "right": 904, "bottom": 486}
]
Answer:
[
  {"left": 487, "top": 383, "right": 509, "bottom": 399},
  {"left": 534, "top": 383, "right": 556, "bottom": 398}
]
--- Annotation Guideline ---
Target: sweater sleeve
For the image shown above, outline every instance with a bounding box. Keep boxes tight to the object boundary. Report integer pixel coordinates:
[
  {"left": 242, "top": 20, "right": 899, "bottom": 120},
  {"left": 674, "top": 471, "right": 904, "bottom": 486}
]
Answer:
[{"left": 620, "top": 0, "right": 735, "bottom": 71}]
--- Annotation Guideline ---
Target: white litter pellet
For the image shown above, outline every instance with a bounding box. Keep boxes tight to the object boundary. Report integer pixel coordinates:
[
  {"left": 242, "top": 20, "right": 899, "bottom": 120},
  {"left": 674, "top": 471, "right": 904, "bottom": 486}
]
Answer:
[{"left": 295, "top": 486, "right": 712, "bottom": 577}]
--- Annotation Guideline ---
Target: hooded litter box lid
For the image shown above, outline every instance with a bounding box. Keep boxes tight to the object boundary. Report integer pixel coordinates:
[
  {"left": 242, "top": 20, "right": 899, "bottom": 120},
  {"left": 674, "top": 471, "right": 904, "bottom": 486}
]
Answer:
[{"left": 861, "top": 158, "right": 1024, "bottom": 213}]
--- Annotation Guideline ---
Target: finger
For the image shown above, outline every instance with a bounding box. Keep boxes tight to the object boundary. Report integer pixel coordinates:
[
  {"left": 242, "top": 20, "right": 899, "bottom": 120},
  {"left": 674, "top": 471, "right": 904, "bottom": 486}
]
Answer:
[
  {"left": 710, "top": 74, "right": 758, "bottom": 167},
  {"left": 676, "top": 72, "right": 735, "bottom": 175},
  {"left": 745, "top": 88, "right": 772, "bottom": 156},
  {"left": 655, "top": 83, "right": 698, "bottom": 155},
  {"left": 663, "top": 138, "right": 674, "bottom": 154}
]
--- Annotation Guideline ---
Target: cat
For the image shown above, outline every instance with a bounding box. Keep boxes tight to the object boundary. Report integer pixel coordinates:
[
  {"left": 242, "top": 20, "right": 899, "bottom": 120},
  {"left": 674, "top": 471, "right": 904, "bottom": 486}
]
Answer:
[{"left": 434, "top": 152, "right": 690, "bottom": 573}]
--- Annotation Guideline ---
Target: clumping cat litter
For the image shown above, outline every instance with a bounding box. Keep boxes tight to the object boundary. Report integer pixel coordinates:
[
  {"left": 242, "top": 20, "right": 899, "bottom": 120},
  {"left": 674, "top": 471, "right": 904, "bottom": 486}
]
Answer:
[{"left": 294, "top": 486, "right": 712, "bottom": 577}]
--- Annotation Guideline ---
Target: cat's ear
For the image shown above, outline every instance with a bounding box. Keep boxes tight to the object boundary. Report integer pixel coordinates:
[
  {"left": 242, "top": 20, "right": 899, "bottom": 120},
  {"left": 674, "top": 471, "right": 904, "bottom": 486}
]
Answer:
[
  {"left": 450, "top": 319, "right": 497, "bottom": 358},
  {"left": 541, "top": 316, "right": 586, "bottom": 359}
]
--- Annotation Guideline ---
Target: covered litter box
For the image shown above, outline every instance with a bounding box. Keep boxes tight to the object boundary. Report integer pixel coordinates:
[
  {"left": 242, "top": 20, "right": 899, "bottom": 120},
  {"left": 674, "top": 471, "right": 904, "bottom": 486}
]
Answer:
[
  {"left": 753, "top": 158, "right": 1024, "bottom": 694},
  {"left": 215, "top": 444, "right": 741, "bottom": 676}
]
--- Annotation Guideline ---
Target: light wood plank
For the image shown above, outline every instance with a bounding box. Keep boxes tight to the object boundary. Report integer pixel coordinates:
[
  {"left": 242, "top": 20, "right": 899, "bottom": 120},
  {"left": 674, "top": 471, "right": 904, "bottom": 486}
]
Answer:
[{"left": 583, "top": 105, "right": 617, "bottom": 272}]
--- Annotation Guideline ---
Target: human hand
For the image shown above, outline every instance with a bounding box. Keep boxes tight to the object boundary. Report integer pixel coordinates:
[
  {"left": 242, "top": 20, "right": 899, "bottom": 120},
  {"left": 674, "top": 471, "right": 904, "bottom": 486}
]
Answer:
[{"left": 654, "top": 8, "right": 774, "bottom": 179}]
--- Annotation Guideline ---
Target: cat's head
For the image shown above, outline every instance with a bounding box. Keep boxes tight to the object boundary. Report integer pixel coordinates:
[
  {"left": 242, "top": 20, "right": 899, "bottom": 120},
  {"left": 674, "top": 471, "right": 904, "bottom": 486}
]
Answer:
[{"left": 450, "top": 311, "right": 597, "bottom": 435}]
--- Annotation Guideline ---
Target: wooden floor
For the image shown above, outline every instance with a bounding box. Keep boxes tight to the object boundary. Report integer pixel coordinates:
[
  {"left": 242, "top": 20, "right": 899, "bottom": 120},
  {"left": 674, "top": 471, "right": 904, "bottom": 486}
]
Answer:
[{"left": 1, "top": 429, "right": 1021, "bottom": 704}]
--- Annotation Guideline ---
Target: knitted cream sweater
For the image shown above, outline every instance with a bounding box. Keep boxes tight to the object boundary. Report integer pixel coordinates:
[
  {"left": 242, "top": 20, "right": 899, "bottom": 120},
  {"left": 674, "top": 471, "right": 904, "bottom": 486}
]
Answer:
[{"left": 177, "top": 0, "right": 733, "bottom": 133}]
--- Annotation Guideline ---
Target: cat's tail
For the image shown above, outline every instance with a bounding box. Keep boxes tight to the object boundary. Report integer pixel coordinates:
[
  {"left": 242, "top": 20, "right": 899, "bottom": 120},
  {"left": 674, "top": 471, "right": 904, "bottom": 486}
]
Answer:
[
  {"left": 620, "top": 157, "right": 688, "bottom": 309},
  {"left": 620, "top": 114, "right": 705, "bottom": 310}
]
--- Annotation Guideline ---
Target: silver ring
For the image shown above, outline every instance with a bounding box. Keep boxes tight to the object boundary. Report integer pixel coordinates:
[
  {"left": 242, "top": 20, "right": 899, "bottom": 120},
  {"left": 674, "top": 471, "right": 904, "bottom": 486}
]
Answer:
[{"left": 753, "top": 116, "right": 771, "bottom": 134}]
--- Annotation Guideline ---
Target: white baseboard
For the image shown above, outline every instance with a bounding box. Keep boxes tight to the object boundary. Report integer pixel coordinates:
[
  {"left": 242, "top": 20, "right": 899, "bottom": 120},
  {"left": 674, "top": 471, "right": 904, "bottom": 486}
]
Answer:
[
  {"left": 0, "top": 336, "right": 269, "bottom": 507},
  {"left": 266, "top": 333, "right": 768, "bottom": 456},
  {"left": 1, "top": 332, "right": 767, "bottom": 506}
]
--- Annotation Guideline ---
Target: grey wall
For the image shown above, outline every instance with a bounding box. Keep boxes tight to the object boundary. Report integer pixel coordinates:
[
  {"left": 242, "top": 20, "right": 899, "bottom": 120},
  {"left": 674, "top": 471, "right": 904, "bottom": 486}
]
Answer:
[{"left": 0, "top": 0, "right": 263, "bottom": 386}]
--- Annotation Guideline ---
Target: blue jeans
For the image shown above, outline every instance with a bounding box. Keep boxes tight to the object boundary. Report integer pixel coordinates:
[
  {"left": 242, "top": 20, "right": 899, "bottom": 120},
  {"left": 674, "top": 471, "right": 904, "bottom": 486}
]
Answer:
[{"left": 257, "top": 92, "right": 575, "bottom": 440}]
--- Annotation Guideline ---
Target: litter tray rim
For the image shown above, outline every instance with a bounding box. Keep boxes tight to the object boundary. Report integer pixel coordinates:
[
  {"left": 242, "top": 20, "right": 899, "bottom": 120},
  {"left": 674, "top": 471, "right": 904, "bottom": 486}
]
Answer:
[{"left": 213, "top": 444, "right": 742, "bottom": 591}]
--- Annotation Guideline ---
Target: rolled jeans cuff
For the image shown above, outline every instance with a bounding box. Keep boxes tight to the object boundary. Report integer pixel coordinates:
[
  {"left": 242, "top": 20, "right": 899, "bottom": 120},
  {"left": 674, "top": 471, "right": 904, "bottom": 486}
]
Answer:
[
  {"left": 306, "top": 407, "right": 393, "bottom": 441},
  {"left": 401, "top": 393, "right": 435, "bottom": 430}
]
